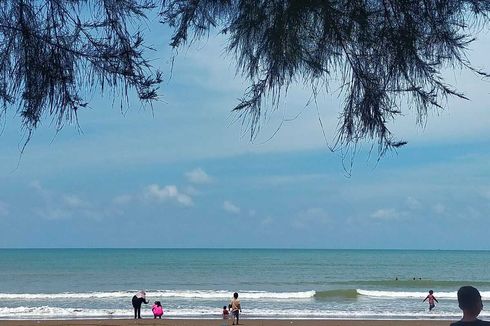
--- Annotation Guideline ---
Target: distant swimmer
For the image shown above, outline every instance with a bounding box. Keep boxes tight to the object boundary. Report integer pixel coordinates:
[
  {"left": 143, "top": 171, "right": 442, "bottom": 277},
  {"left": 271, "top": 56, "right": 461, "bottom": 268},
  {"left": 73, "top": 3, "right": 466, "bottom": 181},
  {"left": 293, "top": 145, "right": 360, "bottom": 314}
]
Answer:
[{"left": 423, "top": 290, "right": 439, "bottom": 311}]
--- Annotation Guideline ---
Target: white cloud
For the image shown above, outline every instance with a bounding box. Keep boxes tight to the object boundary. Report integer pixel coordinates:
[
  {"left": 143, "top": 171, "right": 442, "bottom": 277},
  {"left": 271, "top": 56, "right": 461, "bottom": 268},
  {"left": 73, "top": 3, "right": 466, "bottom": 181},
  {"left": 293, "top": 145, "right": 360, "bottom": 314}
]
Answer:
[
  {"left": 184, "top": 185, "right": 199, "bottom": 196},
  {"left": 0, "top": 201, "right": 9, "bottom": 217},
  {"left": 185, "top": 168, "right": 212, "bottom": 184},
  {"left": 35, "top": 196, "right": 92, "bottom": 220},
  {"left": 63, "top": 195, "right": 88, "bottom": 208},
  {"left": 261, "top": 216, "right": 274, "bottom": 226},
  {"left": 405, "top": 197, "right": 421, "bottom": 210},
  {"left": 292, "top": 208, "right": 331, "bottom": 229},
  {"left": 29, "top": 180, "right": 43, "bottom": 192},
  {"left": 145, "top": 184, "right": 193, "bottom": 206},
  {"left": 35, "top": 207, "right": 72, "bottom": 220},
  {"left": 113, "top": 194, "right": 133, "bottom": 205},
  {"left": 480, "top": 189, "right": 490, "bottom": 200},
  {"left": 29, "top": 181, "right": 77, "bottom": 219},
  {"left": 371, "top": 208, "right": 400, "bottom": 220},
  {"left": 29, "top": 181, "right": 120, "bottom": 220},
  {"left": 29, "top": 180, "right": 51, "bottom": 198},
  {"left": 433, "top": 203, "right": 446, "bottom": 214},
  {"left": 223, "top": 200, "right": 240, "bottom": 214}
]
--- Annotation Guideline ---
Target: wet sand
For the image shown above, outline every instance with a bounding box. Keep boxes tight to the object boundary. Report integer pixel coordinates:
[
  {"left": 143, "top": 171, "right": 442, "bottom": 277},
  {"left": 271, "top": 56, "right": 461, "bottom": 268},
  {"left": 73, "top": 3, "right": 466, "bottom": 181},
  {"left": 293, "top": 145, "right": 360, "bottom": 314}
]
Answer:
[{"left": 0, "top": 319, "right": 453, "bottom": 326}]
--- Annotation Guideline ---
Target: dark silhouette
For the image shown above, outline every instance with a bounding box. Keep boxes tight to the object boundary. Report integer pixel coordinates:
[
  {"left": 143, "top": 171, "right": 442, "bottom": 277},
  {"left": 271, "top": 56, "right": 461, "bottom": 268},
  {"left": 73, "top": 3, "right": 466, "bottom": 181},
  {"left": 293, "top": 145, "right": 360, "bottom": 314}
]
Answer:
[
  {"left": 1, "top": 1, "right": 489, "bottom": 156},
  {"left": 132, "top": 293, "right": 149, "bottom": 319},
  {"left": 451, "top": 286, "right": 490, "bottom": 325},
  {"left": 160, "top": 0, "right": 490, "bottom": 155},
  {"left": 0, "top": 1, "right": 161, "bottom": 144}
]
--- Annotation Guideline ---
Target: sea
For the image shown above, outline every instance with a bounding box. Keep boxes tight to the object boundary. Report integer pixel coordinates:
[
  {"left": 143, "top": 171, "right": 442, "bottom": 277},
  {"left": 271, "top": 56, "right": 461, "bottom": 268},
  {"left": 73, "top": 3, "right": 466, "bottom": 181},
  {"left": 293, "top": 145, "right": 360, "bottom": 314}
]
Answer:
[{"left": 0, "top": 249, "right": 489, "bottom": 320}]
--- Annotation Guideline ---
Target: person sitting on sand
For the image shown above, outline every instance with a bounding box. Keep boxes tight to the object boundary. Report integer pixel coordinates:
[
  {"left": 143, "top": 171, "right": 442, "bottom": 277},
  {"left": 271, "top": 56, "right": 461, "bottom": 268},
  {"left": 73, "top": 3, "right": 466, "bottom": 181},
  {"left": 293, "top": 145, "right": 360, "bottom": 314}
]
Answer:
[
  {"left": 152, "top": 301, "right": 164, "bottom": 319},
  {"left": 132, "top": 290, "right": 149, "bottom": 319},
  {"left": 229, "top": 292, "right": 242, "bottom": 325},
  {"left": 423, "top": 290, "right": 439, "bottom": 311},
  {"left": 451, "top": 286, "right": 490, "bottom": 325}
]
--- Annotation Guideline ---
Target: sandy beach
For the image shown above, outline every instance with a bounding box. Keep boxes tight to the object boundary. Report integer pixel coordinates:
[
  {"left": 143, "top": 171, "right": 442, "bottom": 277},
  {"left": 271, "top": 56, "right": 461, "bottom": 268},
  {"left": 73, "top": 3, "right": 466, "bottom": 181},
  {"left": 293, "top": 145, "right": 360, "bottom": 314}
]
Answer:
[{"left": 0, "top": 319, "right": 453, "bottom": 326}]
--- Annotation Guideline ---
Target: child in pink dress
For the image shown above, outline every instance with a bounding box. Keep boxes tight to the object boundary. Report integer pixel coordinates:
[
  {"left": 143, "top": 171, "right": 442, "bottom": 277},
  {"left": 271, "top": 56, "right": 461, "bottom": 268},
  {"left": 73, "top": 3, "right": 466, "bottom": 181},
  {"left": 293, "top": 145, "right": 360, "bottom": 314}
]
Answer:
[{"left": 152, "top": 301, "right": 164, "bottom": 319}]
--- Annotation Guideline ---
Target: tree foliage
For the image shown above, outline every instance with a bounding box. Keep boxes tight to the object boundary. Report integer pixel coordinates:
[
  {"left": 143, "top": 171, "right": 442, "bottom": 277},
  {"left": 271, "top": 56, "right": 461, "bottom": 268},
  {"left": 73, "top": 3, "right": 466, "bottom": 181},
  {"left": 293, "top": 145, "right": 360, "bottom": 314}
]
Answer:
[
  {"left": 1, "top": 1, "right": 489, "bottom": 154},
  {"left": 0, "top": 0, "right": 161, "bottom": 139},
  {"left": 161, "top": 0, "right": 490, "bottom": 153}
]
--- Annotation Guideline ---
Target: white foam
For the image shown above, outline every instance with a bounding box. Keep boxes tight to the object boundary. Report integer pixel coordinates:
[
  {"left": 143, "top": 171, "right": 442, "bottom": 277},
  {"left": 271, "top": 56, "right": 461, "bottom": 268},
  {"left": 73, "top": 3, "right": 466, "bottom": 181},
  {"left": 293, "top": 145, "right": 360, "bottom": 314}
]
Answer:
[
  {"left": 0, "top": 306, "right": 128, "bottom": 318},
  {"left": 0, "top": 290, "right": 315, "bottom": 300},
  {"left": 0, "top": 291, "right": 131, "bottom": 300},
  {"left": 357, "top": 289, "right": 490, "bottom": 300},
  {"left": 1, "top": 306, "right": 488, "bottom": 320},
  {"left": 357, "top": 289, "right": 453, "bottom": 299}
]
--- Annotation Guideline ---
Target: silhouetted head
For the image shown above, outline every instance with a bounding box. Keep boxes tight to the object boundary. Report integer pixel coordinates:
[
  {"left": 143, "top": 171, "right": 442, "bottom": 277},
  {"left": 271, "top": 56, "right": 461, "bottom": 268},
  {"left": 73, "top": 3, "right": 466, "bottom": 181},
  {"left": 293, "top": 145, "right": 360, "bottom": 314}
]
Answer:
[
  {"left": 223, "top": 306, "right": 227, "bottom": 310},
  {"left": 458, "top": 286, "right": 483, "bottom": 316},
  {"left": 233, "top": 292, "right": 238, "bottom": 299},
  {"left": 155, "top": 301, "right": 161, "bottom": 306},
  {"left": 429, "top": 290, "right": 434, "bottom": 295}
]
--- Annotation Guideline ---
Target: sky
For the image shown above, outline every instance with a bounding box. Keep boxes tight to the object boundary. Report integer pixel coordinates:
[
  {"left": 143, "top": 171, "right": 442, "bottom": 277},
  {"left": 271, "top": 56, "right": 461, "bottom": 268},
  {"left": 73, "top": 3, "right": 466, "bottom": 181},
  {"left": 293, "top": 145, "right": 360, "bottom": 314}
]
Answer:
[{"left": 0, "top": 17, "right": 489, "bottom": 249}]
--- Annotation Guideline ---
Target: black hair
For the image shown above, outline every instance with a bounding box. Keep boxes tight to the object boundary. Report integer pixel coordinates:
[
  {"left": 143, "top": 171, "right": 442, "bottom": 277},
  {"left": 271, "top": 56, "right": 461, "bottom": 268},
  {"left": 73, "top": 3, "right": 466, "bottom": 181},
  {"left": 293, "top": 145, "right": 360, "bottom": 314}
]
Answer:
[
  {"left": 458, "top": 286, "right": 481, "bottom": 310},
  {"left": 155, "top": 301, "right": 161, "bottom": 306},
  {"left": 223, "top": 306, "right": 227, "bottom": 309},
  {"left": 233, "top": 292, "right": 238, "bottom": 299},
  {"left": 429, "top": 290, "right": 433, "bottom": 294}
]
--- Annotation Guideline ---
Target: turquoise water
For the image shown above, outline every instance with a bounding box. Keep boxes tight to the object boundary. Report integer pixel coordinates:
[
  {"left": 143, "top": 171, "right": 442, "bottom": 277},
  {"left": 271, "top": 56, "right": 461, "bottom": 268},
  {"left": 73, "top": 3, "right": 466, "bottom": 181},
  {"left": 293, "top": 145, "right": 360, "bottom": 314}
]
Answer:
[{"left": 0, "top": 249, "right": 489, "bottom": 320}]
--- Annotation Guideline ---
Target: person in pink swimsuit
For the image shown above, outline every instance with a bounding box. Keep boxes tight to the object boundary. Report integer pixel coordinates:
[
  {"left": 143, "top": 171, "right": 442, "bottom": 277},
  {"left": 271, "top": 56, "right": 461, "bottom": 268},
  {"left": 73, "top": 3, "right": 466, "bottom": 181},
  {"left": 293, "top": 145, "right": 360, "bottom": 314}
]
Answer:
[{"left": 423, "top": 290, "right": 439, "bottom": 311}]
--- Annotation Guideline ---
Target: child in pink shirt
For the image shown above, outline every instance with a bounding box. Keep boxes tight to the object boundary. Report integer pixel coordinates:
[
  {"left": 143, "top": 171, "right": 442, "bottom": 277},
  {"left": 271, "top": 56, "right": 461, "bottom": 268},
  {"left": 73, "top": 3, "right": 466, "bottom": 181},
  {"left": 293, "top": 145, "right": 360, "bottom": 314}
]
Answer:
[
  {"left": 152, "top": 301, "right": 164, "bottom": 319},
  {"left": 423, "top": 290, "right": 439, "bottom": 311},
  {"left": 222, "top": 306, "right": 230, "bottom": 326}
]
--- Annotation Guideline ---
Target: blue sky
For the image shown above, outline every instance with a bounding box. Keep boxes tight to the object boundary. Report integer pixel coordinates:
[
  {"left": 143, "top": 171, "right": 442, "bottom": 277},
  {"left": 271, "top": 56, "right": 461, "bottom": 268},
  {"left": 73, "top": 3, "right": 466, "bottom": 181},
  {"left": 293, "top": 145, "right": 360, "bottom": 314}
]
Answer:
[{"left": 0, "top": 21, "right": 489, "bottom": 249}]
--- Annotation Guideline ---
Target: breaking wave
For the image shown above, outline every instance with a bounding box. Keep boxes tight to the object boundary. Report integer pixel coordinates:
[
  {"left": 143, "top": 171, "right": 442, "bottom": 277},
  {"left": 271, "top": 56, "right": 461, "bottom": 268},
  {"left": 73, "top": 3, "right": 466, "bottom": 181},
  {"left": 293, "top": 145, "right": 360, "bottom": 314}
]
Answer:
[{"left": 0, "top": 290, "right": 315, "bottom": 300}]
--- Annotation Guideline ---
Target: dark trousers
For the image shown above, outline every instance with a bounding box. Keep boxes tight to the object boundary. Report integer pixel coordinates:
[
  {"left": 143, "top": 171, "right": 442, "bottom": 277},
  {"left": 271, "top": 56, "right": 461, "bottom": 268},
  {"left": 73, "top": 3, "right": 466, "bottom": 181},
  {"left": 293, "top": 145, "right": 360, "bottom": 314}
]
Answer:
[
  {"left": 134, "top": 306, "right": 142, "bottom": 319},
  {"left": 232, "top": 310, "right": 239, "bottom": 324},
  {"left": 132, "top": 295, "right": 143, "bottom": 319}
]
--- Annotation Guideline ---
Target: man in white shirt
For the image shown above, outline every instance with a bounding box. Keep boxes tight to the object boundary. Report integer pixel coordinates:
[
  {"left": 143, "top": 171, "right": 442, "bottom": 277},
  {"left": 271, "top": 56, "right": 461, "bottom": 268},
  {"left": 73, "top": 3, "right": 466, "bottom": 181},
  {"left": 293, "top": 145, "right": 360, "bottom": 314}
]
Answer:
[{"left": 229, "top": 292, "right": 242, "bottom": 325}]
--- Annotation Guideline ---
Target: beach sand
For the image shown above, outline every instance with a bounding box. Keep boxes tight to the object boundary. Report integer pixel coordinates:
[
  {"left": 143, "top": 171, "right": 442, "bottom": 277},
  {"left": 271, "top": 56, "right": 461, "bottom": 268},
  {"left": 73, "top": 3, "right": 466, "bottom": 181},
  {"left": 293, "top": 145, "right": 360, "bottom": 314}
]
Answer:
[{"left": 0, "top": 319, "right": 452, "bottom": 326}]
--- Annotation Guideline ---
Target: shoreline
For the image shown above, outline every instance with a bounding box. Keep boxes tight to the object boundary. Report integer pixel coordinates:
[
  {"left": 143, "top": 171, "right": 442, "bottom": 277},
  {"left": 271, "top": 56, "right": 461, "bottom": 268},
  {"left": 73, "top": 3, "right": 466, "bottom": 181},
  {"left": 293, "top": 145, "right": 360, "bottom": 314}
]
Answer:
[{"left": 0, "top": 319, "right": 453, "bottom": 326}]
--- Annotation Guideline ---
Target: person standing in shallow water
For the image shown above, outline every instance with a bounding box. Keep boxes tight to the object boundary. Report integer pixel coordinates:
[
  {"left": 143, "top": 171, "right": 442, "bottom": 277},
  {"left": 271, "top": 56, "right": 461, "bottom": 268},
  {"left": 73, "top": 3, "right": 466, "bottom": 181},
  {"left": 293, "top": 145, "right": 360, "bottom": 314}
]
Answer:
[
  {"left": 229, "top": 292, "right": 242, "bottom": 325},
  {"left": 423, "top": 289, "right": 438, "bottom": 311},
  {"left": 132, "top": 290, "right": 149, "bottom": 319}
]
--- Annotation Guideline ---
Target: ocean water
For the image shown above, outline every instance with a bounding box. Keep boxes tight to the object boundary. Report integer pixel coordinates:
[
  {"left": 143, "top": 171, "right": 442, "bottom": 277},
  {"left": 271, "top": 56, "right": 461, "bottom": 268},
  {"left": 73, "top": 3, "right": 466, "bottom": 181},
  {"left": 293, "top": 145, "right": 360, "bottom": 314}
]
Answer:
[{"left": 0, "top": 249, "right": 489, "bottom": 320}]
